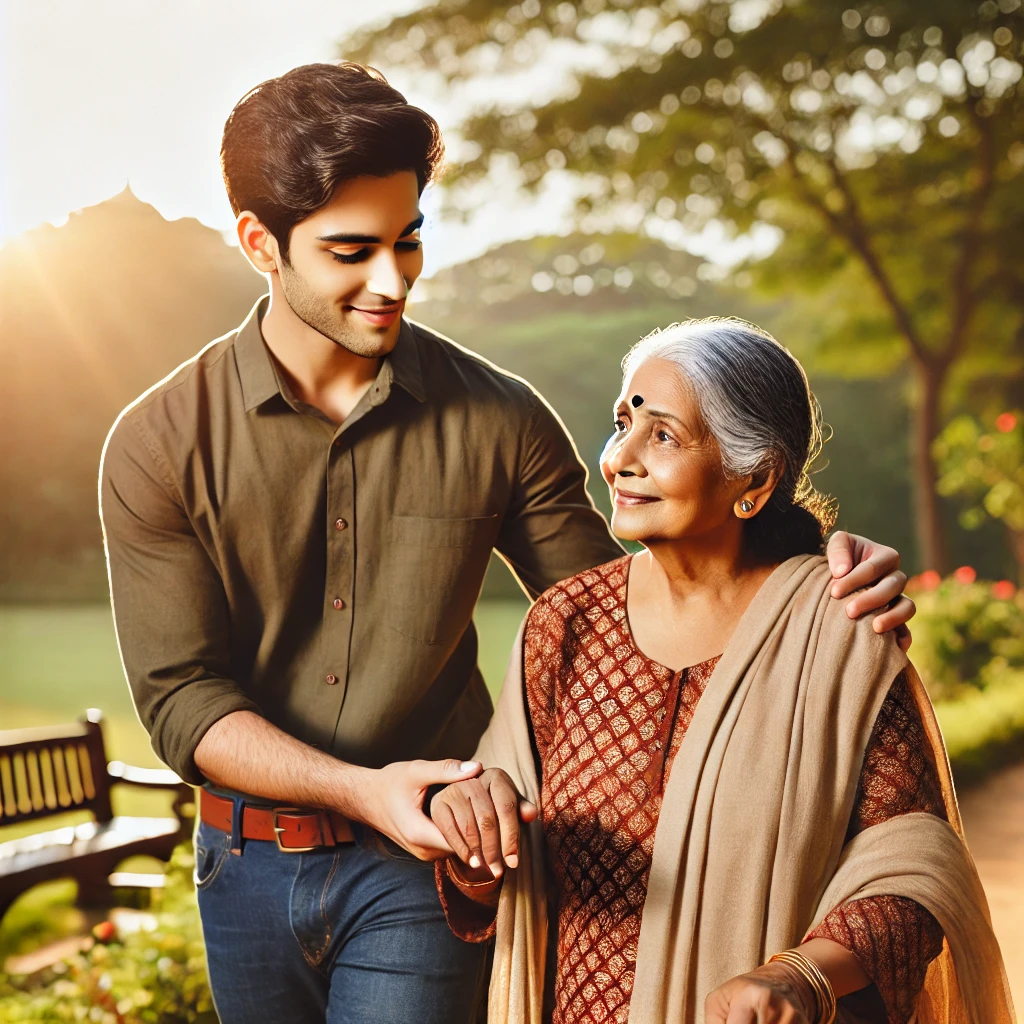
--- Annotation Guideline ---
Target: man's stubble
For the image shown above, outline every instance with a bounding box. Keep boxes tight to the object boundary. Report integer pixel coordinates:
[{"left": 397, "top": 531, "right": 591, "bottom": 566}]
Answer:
[{"left": 278, "top": 261, "right": 395, "bottom": 359}]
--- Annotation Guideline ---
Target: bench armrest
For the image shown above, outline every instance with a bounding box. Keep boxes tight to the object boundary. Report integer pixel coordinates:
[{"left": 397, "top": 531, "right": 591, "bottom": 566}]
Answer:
[
  {"left": 107, "top": 761, "right": 195, "bottom": 826},
  {"left": 107, "top": 761, "right": 190, "bottom": 790}
]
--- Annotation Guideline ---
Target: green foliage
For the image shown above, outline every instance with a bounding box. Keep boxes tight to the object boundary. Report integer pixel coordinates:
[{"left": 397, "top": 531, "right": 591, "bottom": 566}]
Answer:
[
  {"left": 0, "top": 882, "right": 84, "bottom": 964},
  {"left": 417, "top": 230, "right": 739, "bottom": 318},
  {"left": 935, "top": 667, "right": 1024, "bottom": 784},
  {"left": 908, "top": 570, "right": 1024, "bottom": 699},
  {"left": 349, "top": 0, "right": 1024, "bottom": 375},
  {"left": 350, "top": 0, "right": 1024, "bottom": 570},
  {"left": 935, "top": 410, "right": 1024, "bottom": 532},
  {"left": 0, "top": 845, "right": 215, "bottom": 1023}
]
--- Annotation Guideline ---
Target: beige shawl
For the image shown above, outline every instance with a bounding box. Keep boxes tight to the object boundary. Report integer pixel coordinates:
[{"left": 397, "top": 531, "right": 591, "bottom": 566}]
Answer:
[{"left": 475, "top": 554, "right": 1015, "bottom": 1024}]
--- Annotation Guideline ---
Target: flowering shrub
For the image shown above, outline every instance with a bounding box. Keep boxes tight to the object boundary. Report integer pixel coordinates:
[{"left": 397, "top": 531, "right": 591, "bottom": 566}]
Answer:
[
  {"left": 0, "top": 844, "right": 215, "bottom": 1023},
  {"left": 934, "top": 410, "right": 1024, "bottom": 571},
  {"left": 908, "top": 570, "right": 1024, "bottom": 701}
]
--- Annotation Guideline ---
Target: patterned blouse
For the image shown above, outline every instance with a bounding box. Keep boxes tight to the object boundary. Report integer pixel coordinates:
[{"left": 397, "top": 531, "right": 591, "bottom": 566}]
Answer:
[{"left": 438, "top": 557, "right": 946, "bottom": 1024}]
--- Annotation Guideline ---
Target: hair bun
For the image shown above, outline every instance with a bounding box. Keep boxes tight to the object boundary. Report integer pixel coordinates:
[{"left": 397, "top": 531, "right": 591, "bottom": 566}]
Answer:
[{"left": 745, "top": 494, "right": 831, "bottom": 562}]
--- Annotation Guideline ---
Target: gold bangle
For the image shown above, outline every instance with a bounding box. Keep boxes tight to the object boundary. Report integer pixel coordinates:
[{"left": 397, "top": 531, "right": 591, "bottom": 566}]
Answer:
[
  {"left": 767, "top": 949, "right": 837, "bottom": 1024},
  {"left": 769, "top": 950, "right": 836, "bottom": 1024},
  {"left": 768, "top": 952, "right": 832, "bottom": 1024},
  {"left": 444, "top": 857, "right": 500, "bottom": 890}
]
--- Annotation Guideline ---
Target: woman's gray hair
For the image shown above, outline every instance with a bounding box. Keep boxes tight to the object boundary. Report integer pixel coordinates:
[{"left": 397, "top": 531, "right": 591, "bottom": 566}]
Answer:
[{"left": 622, "top": 317, "right": 836, "bottom": 555}]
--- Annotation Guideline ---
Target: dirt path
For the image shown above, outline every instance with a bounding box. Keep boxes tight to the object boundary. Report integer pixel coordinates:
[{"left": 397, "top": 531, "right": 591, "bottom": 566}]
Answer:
[{"left": 958, "top": 759, "right": 1024, "bottom": 1013}]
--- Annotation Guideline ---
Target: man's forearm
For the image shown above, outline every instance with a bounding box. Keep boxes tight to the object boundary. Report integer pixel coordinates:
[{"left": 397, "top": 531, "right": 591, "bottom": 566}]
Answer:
[{"left": 193, "top": 710, "right": 372, "bottom": 821}]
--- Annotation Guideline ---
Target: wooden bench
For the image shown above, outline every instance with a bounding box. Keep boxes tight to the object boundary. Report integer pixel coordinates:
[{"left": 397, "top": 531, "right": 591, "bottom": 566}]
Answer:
[{"left": 0, "top": 709, "right": 193, "bottom": 922}]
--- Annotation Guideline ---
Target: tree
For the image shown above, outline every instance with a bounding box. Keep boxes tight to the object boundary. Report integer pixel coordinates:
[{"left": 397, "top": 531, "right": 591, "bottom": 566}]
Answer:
[{"left": 346, "top": 0, "right": 1024, "bottom": 571}]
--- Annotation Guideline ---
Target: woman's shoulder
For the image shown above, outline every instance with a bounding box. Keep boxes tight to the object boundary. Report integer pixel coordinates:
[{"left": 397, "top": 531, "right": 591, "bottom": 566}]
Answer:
[
  {"left": 761, "top": 554, "right": 908, "bottom": 683},
  {"left": 780, "top": 554, "right": 882, "bottom": 638},
  {"left": 528, "top": 554, "right": 632, "bottom": 629}
]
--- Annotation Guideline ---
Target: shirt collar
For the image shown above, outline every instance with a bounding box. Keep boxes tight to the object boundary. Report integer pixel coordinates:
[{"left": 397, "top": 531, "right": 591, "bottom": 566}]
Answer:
[
  {"left": 235, "top": 296, "right": 427, "bottom": 412},
  {"left": 235, "top": 296, "right": 280, "bottom": 412},
  {"left": 387, "top": 318, "right": 426, "bottom": 404}
]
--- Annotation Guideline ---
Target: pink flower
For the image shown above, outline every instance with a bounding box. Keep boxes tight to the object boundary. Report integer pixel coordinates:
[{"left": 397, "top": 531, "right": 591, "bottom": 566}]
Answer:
[
  {"left": 992, "top": 579, "right": 1017, "bottom": 600},
  {"left": 915, "top": 570, "right": 942, "bottom": 591},
  {"left": 953, "top": 565, "right": 977, "bottom": 584},
  {"left": 996, "top": 412, "right": 1017, "bottom": 433}
]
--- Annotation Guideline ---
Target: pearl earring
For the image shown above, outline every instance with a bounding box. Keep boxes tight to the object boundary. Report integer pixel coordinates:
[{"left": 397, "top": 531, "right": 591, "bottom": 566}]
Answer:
[{"left": 739, "top": 500, "right": 754, "bottom": 514}]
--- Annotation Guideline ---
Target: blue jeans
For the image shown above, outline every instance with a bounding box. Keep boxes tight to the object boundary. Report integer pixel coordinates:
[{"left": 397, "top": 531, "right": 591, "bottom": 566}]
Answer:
[{"left": 194, "top": 819, "right": 488, "bottom": 1024}]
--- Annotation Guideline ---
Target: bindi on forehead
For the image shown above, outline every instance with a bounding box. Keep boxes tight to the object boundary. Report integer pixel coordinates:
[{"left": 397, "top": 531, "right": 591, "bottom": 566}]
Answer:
[{"left": 630, "top": 394, "right": 644, "bottom": 408}]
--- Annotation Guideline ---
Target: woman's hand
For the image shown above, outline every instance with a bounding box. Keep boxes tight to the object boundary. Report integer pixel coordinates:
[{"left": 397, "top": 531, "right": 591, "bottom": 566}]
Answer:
[
  {"left": 705, "top": 960, "right": 818, "bottom": 1024},
  {"left": 353, "top": 758, "right": 484, "bottom": 860},
  {"left": 826, "top": 531, "right": 914, "bottom": 651},
  {"left": 430, "top": 768, "right": 538, "bottom": 880}
]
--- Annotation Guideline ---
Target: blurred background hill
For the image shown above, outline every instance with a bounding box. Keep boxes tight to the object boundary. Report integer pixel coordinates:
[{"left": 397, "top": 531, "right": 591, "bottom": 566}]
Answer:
[{"left": 0, "top": 189, "right": 264, "bottom": 601}]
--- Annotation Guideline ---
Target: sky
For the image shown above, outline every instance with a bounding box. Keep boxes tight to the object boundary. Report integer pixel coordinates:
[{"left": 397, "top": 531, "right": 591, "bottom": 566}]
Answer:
[{"left": 0, "top": 0, "right": 578, "bottom": 276}]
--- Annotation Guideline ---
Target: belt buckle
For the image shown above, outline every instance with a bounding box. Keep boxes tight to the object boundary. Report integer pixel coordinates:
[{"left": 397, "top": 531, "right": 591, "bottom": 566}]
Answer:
[{"left": 272, "top": 808, "right": 318, "bottom": 853}]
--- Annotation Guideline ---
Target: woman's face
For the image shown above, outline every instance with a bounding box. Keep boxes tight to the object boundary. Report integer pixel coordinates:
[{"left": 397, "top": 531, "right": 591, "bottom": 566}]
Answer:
[{"left": 599, "top": 358, "right": 744, "bottom": 545}]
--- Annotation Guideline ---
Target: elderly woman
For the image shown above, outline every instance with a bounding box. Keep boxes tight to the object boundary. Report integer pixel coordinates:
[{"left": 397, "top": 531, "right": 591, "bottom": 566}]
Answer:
[{"left": 429, "top": 319, "right": 1014, "bottom": 1024}]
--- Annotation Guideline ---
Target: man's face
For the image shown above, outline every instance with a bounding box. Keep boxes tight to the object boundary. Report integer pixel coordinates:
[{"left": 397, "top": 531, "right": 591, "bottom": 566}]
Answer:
[{"left": 277, "top": 171, "right": 424, "bottom": 358}]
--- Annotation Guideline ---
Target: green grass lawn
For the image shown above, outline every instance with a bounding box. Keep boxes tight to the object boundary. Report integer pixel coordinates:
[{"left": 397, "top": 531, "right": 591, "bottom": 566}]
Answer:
[
  {"left": 473, "top": 599, "right": 529, "bottom": 701},
  {"left": 1, "top": 604, "right": 154, "bottom": 761},
  {"left": 0, "top": 600, "right": 527, "bottom": 750}
]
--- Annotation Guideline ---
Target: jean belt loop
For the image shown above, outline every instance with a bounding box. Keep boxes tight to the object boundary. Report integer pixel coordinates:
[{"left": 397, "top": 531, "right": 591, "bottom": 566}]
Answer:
[{"left": 229, "top": 795, "right": 246, "bottom": 856}]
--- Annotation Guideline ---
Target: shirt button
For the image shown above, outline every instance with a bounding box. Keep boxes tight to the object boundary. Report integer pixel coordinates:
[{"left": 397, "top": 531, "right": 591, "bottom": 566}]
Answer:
[
  {"left": 325, "top": 674, "right": 338, "bottom": 686},
  {"left": 333, "top": 598, "right": 345, "bottom": 610},
  {"left": 334, "top": 518, "right": 347, "bottom": 531}
]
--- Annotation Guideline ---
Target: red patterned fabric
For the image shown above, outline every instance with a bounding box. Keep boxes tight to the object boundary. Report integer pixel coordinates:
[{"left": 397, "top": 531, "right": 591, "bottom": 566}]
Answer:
[
  {"left": 439, "top": 556, "right": 946, "bottom": 1024},
  {"left": 523, "top": 560, "right": 716, "bottom": 1024}
]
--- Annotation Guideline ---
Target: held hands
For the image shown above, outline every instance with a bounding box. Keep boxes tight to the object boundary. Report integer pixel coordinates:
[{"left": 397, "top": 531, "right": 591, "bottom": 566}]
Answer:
[
  {"left": 430, "top": 768, "right": 538, "bottom": 881},
  {"left": 826, "top": 532, "right": 914, "bottom": 651},
  {"left": 705, "top": 960, "right": 817, "bottom": 1024},
  {"left": 353, "top": 758, "right": 484, "bottom": 860}
]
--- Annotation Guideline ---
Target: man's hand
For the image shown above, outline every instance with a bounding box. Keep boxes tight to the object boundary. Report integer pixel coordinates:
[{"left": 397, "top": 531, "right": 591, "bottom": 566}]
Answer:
[
  {"left": 352, "top": 758, "right": 485, "bottom": 861},
  {"left": 705, "top": 961, "right": 816, "bottom": 1024},
  {"left": 430, "top": 768, "right": 538, "bottom": 880},
  {"left": 826, "top": 532, "right": 914, "bottom": 651},
  {"left": 193, "top": 713, "right": 485, "bottom": 859}
]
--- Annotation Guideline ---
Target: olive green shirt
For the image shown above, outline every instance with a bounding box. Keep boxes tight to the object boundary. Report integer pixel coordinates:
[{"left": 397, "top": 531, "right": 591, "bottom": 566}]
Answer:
[{"left": 100, "top": 298, "right": 621, "bottom": 785}]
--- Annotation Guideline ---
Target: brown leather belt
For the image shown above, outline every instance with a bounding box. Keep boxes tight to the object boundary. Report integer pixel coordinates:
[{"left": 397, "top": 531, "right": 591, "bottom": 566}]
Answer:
[{"left": 200, "top": 789, "right": 354, "bottom": 852}]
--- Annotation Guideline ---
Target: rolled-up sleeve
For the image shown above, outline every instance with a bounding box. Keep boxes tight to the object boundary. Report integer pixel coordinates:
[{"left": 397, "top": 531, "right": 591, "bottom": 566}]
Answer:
[
  {"left": 497, "top": 390, "right": 623, "bottom": 598},
  {"left": 99, "top": 411, "right": 261, "bottom": 784}
]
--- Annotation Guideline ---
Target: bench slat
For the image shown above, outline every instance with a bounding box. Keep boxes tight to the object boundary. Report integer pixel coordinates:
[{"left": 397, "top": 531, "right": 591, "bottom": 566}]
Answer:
[{"left": 0, "top": 712, "right": 190, "bottom": 920}]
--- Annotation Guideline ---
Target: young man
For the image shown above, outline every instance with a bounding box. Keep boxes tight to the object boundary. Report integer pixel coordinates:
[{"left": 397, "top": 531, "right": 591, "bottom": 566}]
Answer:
[{"left": 100, "top": 63, "right": 915, "bottom": 1024}]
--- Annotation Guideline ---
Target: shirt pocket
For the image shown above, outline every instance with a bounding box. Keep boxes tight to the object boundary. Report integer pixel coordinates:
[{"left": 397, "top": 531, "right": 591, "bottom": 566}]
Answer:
[{"left": 387, "top": 514, "right": 500, "bottom": 646}]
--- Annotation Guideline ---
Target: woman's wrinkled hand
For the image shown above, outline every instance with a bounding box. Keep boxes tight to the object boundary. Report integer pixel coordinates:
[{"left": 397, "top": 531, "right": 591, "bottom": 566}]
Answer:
[
  {"left": 705, "top": 960, "right": 818, "bottom": 1024},
  {"left": 429, "top": 767, "right": 538, "bottom": 880}
]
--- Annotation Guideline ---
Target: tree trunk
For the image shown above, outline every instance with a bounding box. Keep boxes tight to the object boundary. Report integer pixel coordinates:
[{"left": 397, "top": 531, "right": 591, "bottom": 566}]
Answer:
[{"left": 911, "top": 358, "right": 948, "bottom": 573}]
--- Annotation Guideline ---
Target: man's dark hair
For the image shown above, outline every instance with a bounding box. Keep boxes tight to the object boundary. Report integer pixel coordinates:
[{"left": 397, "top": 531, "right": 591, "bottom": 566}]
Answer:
[{"left": 221, "top": 62, "right": 444, "bottom": 259}]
